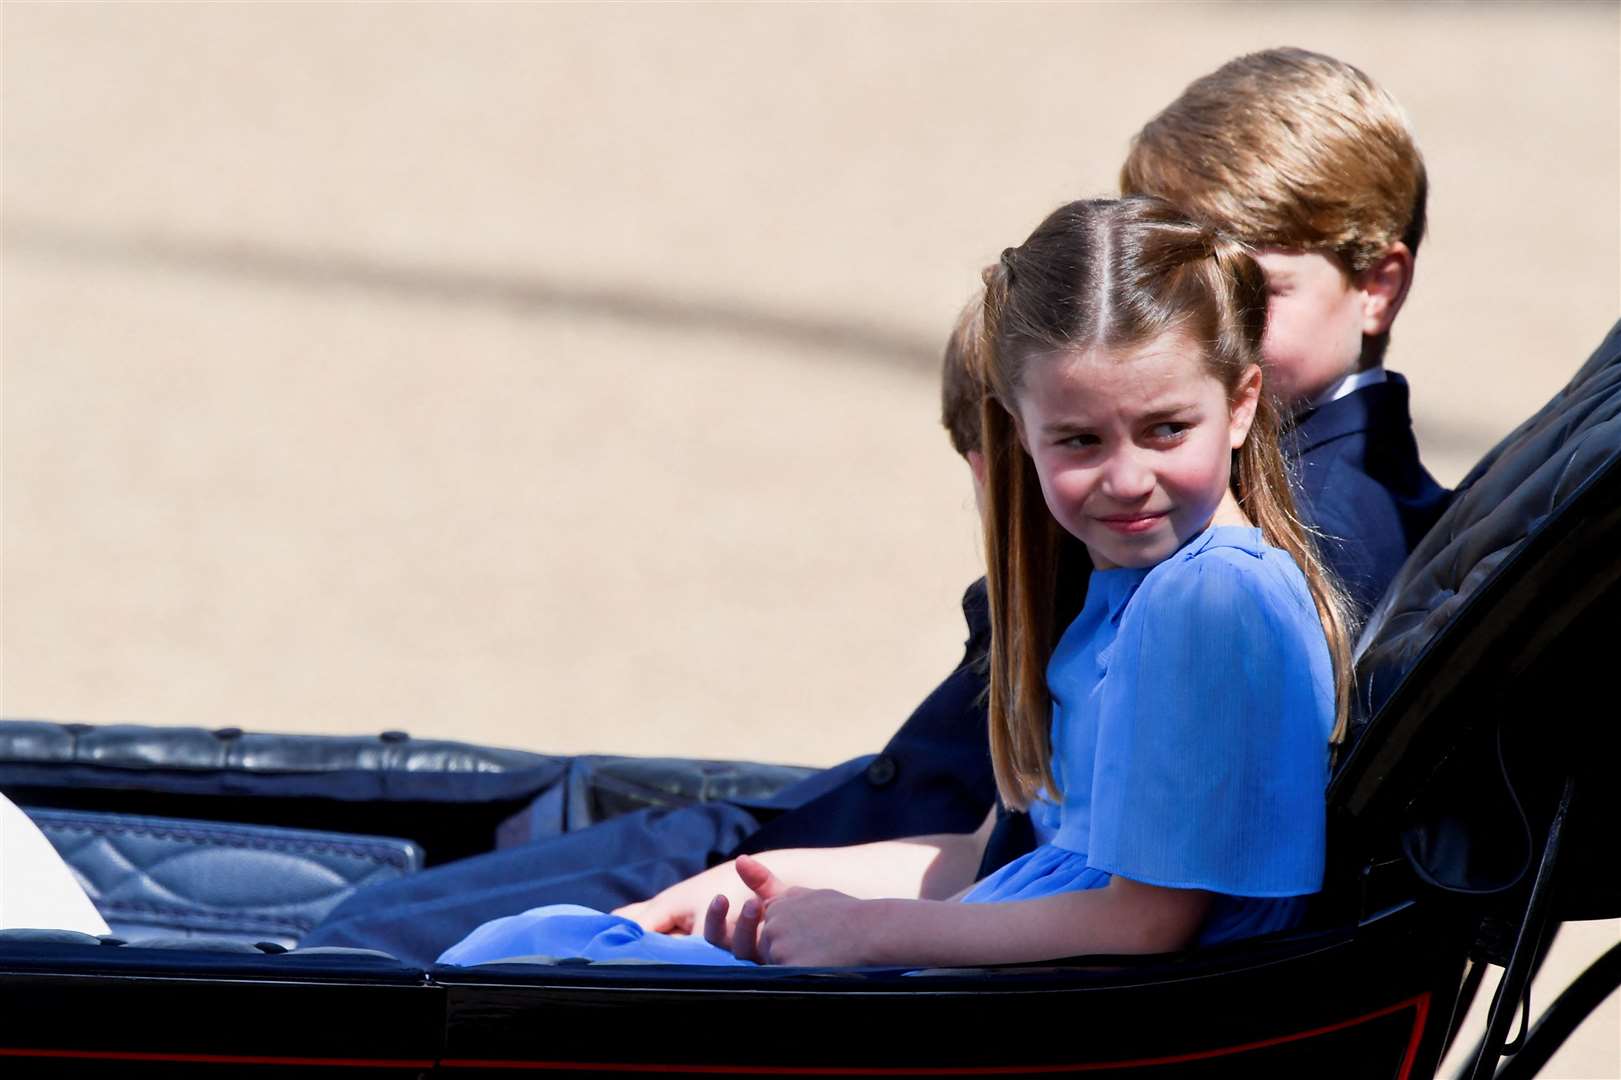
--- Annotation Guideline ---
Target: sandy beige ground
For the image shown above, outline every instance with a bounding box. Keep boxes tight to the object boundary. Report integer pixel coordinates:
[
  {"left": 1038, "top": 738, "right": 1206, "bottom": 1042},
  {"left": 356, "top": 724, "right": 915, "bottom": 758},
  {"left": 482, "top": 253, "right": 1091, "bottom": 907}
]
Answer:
[{"left": 3, "top": 3, "right": 1617, "bottom": 1075}]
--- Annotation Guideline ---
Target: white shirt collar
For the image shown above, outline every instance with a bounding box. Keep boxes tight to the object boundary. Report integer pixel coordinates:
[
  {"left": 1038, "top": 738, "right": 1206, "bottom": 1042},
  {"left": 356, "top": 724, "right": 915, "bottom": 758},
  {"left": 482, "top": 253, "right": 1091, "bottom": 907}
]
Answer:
[{"left": 1307, "top": 366, "right": 1388, "bottom": 410}]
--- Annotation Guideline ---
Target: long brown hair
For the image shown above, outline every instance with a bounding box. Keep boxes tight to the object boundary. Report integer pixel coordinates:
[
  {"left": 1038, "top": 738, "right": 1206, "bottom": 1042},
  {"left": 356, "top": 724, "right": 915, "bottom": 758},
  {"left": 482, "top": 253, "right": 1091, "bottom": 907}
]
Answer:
[{"left": 980, "top": 197, "right": 1354, "bottom": 809}]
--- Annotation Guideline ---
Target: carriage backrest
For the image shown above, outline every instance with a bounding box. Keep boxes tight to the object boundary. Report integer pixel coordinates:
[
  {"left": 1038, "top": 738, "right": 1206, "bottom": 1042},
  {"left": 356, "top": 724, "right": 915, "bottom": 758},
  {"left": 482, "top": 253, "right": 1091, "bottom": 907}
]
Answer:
[
  {"left": 1328, "top": 319, "right": 1621, "bottom": 919},
  {"left": 1348, "top": 320, "right": 1621, "bottom": 733}
]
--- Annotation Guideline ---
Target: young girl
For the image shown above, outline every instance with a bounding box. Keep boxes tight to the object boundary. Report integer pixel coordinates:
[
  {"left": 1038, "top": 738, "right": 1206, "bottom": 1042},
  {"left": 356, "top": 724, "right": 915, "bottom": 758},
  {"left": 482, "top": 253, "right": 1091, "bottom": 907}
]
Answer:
[{"left": 439, "top": 197, "right": 1351, "bottom": 969}]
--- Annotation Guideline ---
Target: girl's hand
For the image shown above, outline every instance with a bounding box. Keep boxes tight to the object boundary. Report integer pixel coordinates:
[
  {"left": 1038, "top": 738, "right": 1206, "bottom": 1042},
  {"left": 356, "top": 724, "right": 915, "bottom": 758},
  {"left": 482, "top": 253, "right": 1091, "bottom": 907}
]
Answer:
[
  {"left": 614, "top": 861, "right": 752, "bottom": 936},
  {"left": 708, "top": 854, "right": 874, "bottom": 966}
]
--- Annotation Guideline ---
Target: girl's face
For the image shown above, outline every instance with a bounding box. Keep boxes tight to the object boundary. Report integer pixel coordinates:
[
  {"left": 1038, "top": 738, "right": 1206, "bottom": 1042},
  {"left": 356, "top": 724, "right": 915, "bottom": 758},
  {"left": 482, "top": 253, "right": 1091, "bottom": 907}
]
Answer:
[{"left": 1014, "top": 331, "right": 1261, "bottom": 570}]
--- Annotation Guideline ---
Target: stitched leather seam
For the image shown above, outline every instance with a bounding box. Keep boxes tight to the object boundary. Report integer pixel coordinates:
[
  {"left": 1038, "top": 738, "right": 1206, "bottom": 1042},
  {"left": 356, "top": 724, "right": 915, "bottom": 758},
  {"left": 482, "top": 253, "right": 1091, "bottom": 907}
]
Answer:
[
  {"left": 102, "top": 901, "right": 315, "bottom": 931},
  {"left": 35, "top": 820, "right": 413, "bottom": 870}
]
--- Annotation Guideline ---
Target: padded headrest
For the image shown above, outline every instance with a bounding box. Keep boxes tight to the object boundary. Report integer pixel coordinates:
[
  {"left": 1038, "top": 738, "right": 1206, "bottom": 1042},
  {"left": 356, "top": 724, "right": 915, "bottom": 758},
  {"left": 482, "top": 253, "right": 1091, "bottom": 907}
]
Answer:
[{"left": 1350, "top": 320, "right": 1621, "bottom": 739}]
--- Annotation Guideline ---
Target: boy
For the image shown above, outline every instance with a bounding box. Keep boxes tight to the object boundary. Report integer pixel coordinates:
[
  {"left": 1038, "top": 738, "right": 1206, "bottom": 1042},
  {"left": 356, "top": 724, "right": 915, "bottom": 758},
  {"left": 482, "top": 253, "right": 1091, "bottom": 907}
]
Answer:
[
  {"left": 302, "top": 300, "right": 1000, "bottom": 964},
  {"left": 1120, "top": 47, "right": 1450, "bottom": 618}
]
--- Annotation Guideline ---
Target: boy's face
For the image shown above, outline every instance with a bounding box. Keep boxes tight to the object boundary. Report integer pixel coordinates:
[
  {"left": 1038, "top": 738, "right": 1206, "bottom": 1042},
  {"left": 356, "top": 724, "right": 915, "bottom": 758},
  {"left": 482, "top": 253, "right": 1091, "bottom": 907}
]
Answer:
[{"left": 1252, "top": 249, "right": 1368, "bottom": 409}]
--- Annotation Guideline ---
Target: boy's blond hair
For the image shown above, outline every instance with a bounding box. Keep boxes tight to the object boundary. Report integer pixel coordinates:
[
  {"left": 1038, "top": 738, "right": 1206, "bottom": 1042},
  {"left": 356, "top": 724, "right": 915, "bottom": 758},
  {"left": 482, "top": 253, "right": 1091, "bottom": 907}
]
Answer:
[
  {"left": 940, "top": 294, "right": 987, "bottom": 457},
  {"left": 1120, "top": 47, "right": 1427, "bottom": 274}
]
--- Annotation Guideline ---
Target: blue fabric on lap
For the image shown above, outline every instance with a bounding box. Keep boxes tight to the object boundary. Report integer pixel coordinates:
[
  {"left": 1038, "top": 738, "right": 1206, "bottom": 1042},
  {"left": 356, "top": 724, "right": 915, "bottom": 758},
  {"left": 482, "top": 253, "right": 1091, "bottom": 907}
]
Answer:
[{"left": 438, "top": 905, "right": 753, "bottom": 967}]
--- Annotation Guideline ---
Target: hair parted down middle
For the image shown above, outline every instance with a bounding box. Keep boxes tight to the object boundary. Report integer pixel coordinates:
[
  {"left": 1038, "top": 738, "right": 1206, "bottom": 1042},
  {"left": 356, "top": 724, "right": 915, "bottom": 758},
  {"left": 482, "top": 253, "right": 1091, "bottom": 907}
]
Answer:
[{"left": 979, "top": 196, "right": 1355, "bottom": 810}]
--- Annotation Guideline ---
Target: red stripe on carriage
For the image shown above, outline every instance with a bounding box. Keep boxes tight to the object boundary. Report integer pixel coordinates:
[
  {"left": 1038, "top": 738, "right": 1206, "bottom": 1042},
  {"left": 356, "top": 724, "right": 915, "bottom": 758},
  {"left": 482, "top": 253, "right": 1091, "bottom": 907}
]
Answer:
[
  {"left": 0, "top": 993, "right": 1431, "bottom": 1077},
  {"left": 439, "top": 992, "right": 1433, "bottom": 1076},
  {"left": 0, "top": 1047, "right": 435, "bottom": 1068}
]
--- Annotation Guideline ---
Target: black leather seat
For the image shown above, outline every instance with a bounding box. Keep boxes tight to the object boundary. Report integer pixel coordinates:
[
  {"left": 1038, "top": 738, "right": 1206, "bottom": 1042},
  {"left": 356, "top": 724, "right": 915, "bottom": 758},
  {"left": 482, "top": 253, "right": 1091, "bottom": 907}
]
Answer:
[
  {"left": 1331, "top": 319, "right": 1621, "bottom": 923},
  {"left": 23, "top": 807, "right": 422, "bottom": 947}
]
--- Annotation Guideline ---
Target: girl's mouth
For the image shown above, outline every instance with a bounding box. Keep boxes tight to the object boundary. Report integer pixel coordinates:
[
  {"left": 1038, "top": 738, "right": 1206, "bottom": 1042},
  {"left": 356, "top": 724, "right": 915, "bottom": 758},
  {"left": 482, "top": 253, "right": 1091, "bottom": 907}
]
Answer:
[{"left": 1096, "top": 512, "right": 1167, "bottom": 534}]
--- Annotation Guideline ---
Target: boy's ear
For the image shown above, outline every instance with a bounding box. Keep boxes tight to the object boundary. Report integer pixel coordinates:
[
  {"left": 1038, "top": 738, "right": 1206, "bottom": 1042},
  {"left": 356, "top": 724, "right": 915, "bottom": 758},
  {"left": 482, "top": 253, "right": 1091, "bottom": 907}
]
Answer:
[
  {"left": 1356, "top": 242, "right": 1414, "bottom": 337},
  {"left": 965, "top": 449, "right": 988, "bottom": 491},
  {"left": 965, "top": 449, "right": 988, "bottom": 518},
  {"left": 1230, "top": 364, "right": 1263, "bottom": 449}
]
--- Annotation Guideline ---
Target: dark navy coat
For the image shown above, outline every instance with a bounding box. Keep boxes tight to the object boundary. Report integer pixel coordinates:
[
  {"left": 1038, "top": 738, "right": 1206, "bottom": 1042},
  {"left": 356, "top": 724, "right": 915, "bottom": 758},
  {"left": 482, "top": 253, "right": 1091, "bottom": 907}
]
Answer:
[{"left": 1288, "top": 372, "right": 1452, "bottom": 621}]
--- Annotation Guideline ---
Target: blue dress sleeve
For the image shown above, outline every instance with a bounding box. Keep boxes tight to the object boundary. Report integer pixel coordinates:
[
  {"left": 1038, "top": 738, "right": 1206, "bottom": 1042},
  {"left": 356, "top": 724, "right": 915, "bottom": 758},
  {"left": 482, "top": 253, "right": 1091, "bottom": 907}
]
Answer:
[{"left": 1087, "top": 548, "right": 1333, "bottom": 897}]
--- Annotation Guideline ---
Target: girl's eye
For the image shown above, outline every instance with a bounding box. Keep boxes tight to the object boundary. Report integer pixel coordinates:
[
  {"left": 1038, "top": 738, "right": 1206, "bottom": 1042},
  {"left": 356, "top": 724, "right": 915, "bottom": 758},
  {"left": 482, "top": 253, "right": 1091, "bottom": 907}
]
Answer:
[
  {"left": 1149, "top": 422, "right": 1189, "bottom": 441},
  {"left": 1059, "top": 434, "right": 1100, "bottom": 450}
]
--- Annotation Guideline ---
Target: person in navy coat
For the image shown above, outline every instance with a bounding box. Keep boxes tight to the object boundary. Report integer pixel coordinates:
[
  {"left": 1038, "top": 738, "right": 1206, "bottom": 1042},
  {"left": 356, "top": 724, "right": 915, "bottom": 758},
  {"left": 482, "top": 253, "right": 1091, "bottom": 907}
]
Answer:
[{"left": 1290, "top": 373, "right": 1449, "bottom": 618}]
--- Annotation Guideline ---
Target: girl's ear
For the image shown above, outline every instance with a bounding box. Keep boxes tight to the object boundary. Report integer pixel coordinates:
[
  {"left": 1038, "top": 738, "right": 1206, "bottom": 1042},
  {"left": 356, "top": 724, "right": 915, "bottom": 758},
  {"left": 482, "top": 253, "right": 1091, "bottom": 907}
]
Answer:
[
  {"left": 1229, "top": 364, "right": 1263, "bottom": 449},
  {"left": 1011, "top": 412, "right": 1031, "bottom": 455}
]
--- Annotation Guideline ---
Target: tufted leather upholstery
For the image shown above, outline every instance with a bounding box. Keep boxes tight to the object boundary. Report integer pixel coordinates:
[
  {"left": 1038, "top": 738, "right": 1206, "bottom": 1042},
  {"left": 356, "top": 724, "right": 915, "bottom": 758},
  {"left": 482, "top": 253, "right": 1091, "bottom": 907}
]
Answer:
[
  {"left": 22, "top": 807, "right": 422, "bottom": 947},
  {"left": 1350, "top": 321, "right": 1620, "bottom": 732},
  {"left": 0, "top": 718, "right": 821, "bottom": 905},
  {"left": 0, "top": 721, "right": 816, "bottom": 866},
  {"left": 0, "top": 720, "right": 557, "bottom": 774},
  {"left": 1331, "top": 320, "right": 1621, "bottom": 919},
  {"left": 0, "top": 722, "right": 812, "bottom": 817}
]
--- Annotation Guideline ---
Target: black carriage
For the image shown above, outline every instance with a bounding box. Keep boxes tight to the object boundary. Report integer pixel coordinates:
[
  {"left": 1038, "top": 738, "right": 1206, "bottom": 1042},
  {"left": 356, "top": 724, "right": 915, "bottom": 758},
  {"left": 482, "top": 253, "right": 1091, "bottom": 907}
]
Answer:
[{"left": 2, "top": 322, "right": 1617, "bottom": 1079}]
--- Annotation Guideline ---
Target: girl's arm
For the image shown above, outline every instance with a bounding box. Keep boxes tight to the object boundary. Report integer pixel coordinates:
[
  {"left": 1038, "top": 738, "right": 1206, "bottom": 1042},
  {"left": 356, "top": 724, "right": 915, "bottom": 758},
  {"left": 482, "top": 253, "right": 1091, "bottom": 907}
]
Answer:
[
  {"left": 615, "top": 809, "right": 996, "bottom": 936},
  {"left": 720, "top": 855, "right": 1211, "bottom": 967}
]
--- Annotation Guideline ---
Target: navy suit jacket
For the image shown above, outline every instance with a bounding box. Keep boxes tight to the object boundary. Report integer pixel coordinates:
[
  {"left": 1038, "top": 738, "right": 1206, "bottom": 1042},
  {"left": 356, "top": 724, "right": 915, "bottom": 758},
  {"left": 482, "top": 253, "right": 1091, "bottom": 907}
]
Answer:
[{"left": 1288, "top": 372, "right": 1451, "bottom": 621}]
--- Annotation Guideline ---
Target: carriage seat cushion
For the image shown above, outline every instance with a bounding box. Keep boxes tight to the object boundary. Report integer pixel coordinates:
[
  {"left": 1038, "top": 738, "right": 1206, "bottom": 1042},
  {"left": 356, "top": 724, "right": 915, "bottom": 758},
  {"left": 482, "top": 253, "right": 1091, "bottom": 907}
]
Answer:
[
  {"left": 21, "top": 806, "right": 422, "bottom": 948},
  {"left": 1350, "top": 319, "right": 1621, "bottom": 734}
]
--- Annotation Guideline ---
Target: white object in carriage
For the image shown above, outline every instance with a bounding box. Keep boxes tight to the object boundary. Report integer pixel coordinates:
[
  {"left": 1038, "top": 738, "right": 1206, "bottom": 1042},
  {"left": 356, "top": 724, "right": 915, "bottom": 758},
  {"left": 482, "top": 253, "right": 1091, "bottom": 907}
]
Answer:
[{"left": 0, "top": 792, "right": 109, "bottom": 935}]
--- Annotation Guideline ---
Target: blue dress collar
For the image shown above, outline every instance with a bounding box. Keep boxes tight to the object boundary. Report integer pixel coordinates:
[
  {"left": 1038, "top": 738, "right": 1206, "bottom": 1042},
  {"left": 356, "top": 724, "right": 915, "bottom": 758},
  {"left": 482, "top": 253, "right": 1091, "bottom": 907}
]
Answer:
[{"left": 1086, "top": 524, "right": 1266, "bottom": 623}]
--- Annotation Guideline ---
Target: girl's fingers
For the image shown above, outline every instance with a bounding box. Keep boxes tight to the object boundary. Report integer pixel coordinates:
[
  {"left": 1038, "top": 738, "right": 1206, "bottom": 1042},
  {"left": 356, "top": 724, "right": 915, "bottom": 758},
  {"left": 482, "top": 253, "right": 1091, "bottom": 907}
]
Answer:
[
  {"left": 702, "top": 894, "right": 730, "bottom": 948},
  {"left": 732, "top": 898, "right": 763, "bottom": 962},
  {"left": 734, "top": 854, "right": 788, "bottom": 900}
]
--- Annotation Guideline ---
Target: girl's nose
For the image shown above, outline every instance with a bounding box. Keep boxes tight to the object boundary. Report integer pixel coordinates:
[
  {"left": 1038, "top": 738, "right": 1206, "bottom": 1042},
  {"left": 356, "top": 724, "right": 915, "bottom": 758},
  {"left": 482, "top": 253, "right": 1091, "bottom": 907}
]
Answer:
[{"left": 1101, "top": 452, "right": 1155, "bottom": 501}]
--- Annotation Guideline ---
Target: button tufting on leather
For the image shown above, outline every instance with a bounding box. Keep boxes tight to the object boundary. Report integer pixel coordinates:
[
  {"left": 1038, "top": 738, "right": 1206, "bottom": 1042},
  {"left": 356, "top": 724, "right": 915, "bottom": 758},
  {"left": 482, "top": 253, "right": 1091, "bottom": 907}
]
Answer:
[
  {"left": 1, "top": 720, "right": 564, "bottom": 774},
  {"left": 24, "top": 807, "right": 424, "bottom": 948},
  {"left": 1349, "top": 326, "right": 1620, "bottom": 742}
]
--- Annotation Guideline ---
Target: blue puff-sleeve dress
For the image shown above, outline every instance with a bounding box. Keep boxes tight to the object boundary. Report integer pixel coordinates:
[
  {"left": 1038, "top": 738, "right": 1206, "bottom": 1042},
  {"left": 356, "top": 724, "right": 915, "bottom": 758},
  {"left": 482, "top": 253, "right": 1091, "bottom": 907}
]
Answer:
[
  {"left": 438, "top": 525, "right": 1333, "bottom": 966},
  {"left": 961, "top": 524, "right": 1335, "bottom": 945}
]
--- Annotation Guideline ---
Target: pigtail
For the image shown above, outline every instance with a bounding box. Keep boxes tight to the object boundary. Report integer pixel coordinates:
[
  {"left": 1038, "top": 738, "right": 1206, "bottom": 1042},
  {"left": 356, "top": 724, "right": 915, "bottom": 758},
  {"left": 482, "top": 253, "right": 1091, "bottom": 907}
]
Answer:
[
  {"left": 1232, "top": 399, "right": 1357, "bottom": 743},
  {"left": 1210, "top": 233, "right": 1358, "bottom": 744},
  {"left": 980, "top": 257, "right": 1067, "bottom": 808}
]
